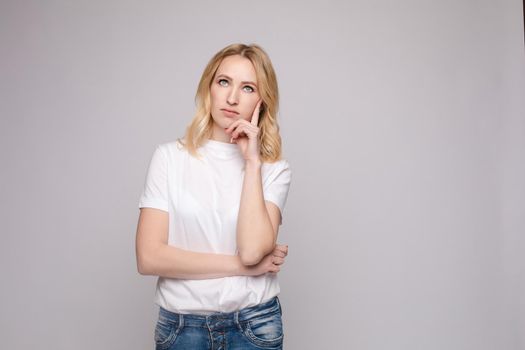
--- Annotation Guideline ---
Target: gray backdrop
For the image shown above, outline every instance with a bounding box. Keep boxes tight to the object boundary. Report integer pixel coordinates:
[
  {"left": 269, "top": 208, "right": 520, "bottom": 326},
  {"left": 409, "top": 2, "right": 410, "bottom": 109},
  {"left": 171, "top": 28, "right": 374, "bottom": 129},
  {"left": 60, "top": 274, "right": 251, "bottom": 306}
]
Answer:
[{"left": 1, "top": 0, "right": 524, "bottom": 349}]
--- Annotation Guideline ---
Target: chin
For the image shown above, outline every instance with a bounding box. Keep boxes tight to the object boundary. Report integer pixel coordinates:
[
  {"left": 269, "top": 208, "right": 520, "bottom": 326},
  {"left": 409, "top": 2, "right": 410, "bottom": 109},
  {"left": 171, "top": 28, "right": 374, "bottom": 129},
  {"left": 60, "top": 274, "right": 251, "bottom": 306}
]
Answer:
[{"left": 211, "top": 116, "right": 227, "bottom": 128}]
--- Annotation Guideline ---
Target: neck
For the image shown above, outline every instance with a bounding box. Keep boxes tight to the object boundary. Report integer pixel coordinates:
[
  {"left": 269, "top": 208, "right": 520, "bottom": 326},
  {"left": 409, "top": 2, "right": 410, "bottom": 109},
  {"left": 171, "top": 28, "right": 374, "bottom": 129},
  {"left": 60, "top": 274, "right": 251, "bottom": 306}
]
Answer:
[{"left": 210, "top": 123, "right": 232, "bottom": 143}]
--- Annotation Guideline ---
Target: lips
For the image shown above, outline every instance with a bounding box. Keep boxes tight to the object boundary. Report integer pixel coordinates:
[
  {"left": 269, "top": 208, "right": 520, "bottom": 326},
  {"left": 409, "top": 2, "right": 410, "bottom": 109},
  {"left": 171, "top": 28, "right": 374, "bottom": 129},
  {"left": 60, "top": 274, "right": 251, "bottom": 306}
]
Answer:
[{"left": 221, "top": 108, "right": 239, "bottom": 115}]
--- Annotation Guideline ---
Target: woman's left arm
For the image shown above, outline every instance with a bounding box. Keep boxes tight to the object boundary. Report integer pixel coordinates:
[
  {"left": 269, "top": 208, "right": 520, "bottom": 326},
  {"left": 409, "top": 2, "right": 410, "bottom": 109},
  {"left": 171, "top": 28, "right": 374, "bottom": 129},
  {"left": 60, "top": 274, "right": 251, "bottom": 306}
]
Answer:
[
  {"left": 236, "top": 160, "right": 280, "bottom": 266},
  {"left": 225, "top": 99, "right": 281, "bottom": 266}
]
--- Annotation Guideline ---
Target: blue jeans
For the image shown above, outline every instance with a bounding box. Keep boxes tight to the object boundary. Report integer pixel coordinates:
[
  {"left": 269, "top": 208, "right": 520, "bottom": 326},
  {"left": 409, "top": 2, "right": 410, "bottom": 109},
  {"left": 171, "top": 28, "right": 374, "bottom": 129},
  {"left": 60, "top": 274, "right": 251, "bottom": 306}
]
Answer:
[{"left": 154, "top": 296, "right": 284, "bottom": 349}]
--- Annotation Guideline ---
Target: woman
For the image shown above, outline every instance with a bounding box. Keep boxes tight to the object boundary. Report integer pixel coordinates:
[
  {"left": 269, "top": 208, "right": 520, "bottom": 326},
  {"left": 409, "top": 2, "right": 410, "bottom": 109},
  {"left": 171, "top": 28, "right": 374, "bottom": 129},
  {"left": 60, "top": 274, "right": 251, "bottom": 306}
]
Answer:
[{"left": 136, "top": 43, "right": 292, "bottom": 349}]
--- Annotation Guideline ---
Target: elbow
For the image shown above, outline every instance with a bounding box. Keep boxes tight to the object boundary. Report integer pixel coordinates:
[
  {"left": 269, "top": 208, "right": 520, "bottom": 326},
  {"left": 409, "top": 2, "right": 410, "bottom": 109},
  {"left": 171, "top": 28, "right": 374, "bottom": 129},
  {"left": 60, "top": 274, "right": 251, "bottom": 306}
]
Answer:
[
  {"left": 238, "top": 238, "right": 276, "bottom": 266},
  {"left": 136, "top": 251, "right": 154, "bottom": 275},
  {"left": 136, "top": 243, "right": 165, "bottom": 276},
  {"left": 137, "top": 259, "right": 150, "bottom": 275},
  {"left": 239, "top": 249, "right": 264, "bottom": 266},
  {"left": 137, "top": 262, "right": 150, "bottom": 275}
]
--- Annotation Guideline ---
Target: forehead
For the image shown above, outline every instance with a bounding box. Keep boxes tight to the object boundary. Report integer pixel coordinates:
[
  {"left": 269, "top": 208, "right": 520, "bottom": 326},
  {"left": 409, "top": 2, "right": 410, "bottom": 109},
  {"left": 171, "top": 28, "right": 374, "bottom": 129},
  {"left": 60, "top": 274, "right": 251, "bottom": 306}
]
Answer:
[{"left": 215, "top": 55, "right": 257, "bottom": 81}]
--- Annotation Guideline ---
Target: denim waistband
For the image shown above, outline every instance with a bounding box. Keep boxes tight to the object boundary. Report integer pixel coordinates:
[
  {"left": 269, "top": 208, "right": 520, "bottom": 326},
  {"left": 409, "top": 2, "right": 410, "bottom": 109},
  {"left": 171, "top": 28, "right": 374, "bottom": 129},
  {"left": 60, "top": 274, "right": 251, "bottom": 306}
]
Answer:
[{"left": 158, "top": 296, "right": 281, "bottom": 329}]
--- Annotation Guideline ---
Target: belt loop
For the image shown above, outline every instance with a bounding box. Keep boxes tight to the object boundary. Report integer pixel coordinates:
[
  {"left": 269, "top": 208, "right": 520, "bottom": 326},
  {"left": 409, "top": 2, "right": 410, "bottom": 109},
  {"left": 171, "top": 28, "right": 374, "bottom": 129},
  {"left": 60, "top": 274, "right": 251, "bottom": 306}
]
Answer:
[
  {"left": 179, "top": 313, "right": 184, "bottom": 328},
  {"left": 234, "top": 310, "right": 240, "bottom": 329},
  {"left": 276, "top": 296, "right": 282, "bottom": 316}
]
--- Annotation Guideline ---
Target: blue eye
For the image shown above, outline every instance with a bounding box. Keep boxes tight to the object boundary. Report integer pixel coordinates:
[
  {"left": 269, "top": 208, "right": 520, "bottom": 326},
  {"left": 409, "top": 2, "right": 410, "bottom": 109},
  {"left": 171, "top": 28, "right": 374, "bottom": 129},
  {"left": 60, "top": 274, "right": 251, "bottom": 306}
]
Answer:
[{"left": 218, "top": 78, "right": 255, "bottom": 93}]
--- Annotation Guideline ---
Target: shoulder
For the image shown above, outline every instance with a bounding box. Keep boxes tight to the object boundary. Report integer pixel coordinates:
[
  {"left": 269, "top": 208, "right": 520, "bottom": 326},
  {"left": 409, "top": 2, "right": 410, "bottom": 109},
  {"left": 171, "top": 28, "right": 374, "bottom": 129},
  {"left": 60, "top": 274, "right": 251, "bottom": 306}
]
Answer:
[
  {"left": 262, "top": 158, "right": 291, "bottom": 171},
  {"left": 157, "top": 138, "right": 187, "bottom": 157},
  {"left": 261, "top": 158, "right": 292, "bottom": 179}
]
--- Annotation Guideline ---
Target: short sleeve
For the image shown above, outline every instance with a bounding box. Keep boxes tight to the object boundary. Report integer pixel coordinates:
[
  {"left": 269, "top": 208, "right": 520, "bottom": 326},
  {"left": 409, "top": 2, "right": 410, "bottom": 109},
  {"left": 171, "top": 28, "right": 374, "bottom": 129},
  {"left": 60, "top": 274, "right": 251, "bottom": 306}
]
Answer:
[
  {"left": 263, "top": 159, "right": 292, "bottom": 224},
  {"left": 138, "top": 144, "right": 169, "bottom": 212}
]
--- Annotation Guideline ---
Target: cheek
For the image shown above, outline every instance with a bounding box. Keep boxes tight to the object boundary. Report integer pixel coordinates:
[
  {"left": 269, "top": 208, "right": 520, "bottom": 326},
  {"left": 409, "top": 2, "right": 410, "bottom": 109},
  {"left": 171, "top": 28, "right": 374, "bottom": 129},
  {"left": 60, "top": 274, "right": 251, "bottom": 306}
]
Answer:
[
  {"left": 210, "top": 86, "right": 221, "bottom": 106},
  {"left": 239, "top": 106, "right": 251, "bottom": 120},
  {"left": 209, "top": 91, "right": 217, "bottom": 106},
  {"left": 241, "top": 98, "right": 259, "bottom": 118}
]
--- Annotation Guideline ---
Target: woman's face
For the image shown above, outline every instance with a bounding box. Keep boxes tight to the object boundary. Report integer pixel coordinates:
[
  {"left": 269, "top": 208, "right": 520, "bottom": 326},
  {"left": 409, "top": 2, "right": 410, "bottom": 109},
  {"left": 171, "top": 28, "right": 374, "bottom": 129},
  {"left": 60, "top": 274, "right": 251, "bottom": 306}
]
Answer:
[{"left": 209, "top": 55, "right": 261, "bottom": 140}]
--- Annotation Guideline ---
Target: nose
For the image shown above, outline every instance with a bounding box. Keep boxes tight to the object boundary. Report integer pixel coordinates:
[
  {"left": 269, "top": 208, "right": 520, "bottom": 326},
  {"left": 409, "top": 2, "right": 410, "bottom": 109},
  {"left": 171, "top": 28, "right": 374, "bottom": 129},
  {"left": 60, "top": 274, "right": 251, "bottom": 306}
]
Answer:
[{"left": 226, "top": 87, "right": 239, "bottom": 106}]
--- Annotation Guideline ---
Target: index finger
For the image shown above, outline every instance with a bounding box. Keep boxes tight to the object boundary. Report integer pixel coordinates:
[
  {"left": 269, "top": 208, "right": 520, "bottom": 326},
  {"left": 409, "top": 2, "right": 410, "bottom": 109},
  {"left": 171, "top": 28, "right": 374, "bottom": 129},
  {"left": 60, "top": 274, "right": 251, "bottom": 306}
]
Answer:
[{"left": 251, "top": 99, "right": 262, "bottom": 126}]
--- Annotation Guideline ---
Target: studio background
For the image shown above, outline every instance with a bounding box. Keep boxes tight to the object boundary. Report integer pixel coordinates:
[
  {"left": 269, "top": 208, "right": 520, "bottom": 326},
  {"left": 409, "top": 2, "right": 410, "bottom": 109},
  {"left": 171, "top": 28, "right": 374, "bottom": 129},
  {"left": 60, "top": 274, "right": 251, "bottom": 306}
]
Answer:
[{"left": 1, "top": 0, "right": 524, "bottom": 349}]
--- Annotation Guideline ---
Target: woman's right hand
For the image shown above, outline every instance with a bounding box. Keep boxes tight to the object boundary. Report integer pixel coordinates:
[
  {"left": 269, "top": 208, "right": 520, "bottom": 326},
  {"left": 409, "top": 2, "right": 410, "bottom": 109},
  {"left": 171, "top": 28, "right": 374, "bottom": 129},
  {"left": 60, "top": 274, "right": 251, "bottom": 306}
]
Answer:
[{"left": 241, "top": 244, "right": 289, "bottom": 277}]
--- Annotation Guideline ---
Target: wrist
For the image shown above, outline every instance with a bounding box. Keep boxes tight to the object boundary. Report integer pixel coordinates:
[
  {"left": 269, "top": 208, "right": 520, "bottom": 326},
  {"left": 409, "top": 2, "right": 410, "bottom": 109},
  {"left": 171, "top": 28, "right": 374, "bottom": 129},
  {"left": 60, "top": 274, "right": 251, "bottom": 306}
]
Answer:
[{"left": 245, "top": 159, "right": 262, "bottom": 169}]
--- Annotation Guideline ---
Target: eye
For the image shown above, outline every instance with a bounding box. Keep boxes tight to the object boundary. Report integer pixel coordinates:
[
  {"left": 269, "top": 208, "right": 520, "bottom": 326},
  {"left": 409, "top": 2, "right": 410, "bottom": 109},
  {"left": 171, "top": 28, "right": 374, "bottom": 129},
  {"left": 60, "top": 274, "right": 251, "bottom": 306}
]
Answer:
[{"left": 218, "top": 78, "right": 255, "bottom": 93}]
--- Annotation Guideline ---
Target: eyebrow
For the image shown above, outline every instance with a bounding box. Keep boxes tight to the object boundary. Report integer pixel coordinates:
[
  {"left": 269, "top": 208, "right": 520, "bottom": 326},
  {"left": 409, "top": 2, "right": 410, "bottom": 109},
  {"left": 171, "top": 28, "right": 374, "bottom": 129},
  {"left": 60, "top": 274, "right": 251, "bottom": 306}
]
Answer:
[{"left": 216, "top": 74, "right": 257, "bottom": 86}]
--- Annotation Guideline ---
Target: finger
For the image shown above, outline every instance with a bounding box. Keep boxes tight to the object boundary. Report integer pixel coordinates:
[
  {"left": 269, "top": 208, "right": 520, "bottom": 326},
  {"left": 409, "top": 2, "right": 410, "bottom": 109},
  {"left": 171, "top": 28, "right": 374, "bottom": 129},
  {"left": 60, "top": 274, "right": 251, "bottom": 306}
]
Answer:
[
  {"left": 227, "top": 119, "right": 247, "bottom": 134},
  {"left": 232, "top": 123, "right": 244, "bottom": 137},
  {"left": 231, "top": 124, "right": 248, "bottom": 139},
  {"left": 251, "top": 99, "right": 262, "bottom": 126},
  {"left": 272, "top": 250, "right": 286, "bottom": 258},
  {"left": 224, "top": 119, "right": 243, "bottom": 134},
  {"left": 232, "top": 124, "right": 257, "bottom": 139},
  {"left": 272, "top": 256, "right": 285, "bottom": 265},
  {"left": 275, "top": 245, "right": 288, "bottom": 255}
]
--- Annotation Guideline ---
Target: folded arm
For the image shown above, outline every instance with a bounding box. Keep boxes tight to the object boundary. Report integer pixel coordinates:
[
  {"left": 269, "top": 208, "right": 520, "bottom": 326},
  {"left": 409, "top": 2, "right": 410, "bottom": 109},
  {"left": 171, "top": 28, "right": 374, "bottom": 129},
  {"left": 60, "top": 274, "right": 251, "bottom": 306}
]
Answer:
[
  {"left": 136, "top": 208, "right": 246, "bottom": 279},
  {"left": 236, "top": 160, "right": 281, "bottom": 266}
]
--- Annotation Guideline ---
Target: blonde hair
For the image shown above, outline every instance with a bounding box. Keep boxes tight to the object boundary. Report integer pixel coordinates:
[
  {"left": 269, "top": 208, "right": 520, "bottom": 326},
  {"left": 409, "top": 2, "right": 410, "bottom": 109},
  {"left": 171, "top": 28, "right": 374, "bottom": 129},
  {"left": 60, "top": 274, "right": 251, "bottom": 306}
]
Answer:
[{"left": 178, "top": 43, "right": 283, "bottom": 162}]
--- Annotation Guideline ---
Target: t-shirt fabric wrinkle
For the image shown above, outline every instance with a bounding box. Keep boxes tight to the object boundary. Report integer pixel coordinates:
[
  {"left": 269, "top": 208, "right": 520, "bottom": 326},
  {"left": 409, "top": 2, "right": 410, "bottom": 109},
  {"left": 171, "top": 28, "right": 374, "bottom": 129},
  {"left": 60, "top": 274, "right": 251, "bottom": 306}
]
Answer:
[{"left": 138, "top": 138, "right": 292, "bottom": 315}]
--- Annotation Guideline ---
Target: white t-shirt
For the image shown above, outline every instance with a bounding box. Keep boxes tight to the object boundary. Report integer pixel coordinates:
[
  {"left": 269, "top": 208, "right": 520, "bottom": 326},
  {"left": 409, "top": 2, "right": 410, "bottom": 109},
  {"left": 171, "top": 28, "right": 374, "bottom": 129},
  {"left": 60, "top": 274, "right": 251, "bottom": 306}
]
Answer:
[{"left": 138, "top": 137, "right": 292, "bottom": 314}]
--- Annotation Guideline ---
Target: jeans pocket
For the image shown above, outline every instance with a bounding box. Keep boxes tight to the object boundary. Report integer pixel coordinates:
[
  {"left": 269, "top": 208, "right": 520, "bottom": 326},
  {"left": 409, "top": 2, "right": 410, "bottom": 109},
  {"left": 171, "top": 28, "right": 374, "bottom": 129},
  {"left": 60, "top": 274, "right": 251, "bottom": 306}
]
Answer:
[
  {"left": 154, "top": 315, "right": 182, "bottom": 349},
  {"left": 243, "top": 311, "right": 284, "bottom": 348}
]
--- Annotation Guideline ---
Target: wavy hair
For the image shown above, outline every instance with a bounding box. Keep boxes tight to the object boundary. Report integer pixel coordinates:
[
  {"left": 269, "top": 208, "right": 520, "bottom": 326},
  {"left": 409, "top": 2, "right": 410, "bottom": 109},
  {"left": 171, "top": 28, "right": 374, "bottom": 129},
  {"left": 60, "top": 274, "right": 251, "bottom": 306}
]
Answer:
[{"left": 178, "top": 43, "right": 283, "bottom": 162}]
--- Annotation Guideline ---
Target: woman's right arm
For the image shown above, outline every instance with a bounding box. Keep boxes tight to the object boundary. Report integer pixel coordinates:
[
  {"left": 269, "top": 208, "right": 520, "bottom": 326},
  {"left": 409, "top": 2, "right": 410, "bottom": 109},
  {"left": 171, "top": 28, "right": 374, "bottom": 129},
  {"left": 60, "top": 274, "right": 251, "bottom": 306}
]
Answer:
[{"left": 135, "top": 208, "right": 287, "bottom": 279}]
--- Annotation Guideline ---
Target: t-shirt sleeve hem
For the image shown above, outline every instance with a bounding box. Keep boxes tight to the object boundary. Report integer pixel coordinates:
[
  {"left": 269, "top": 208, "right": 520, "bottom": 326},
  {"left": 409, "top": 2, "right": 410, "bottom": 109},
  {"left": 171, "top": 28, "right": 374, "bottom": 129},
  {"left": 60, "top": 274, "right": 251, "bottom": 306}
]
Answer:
[
  {"left": 264, "top": 195, "right": 283, "bottom": 213},
  {"left": 264, "top": 195, "right": 285, "bottom": 224},
  {"left": 138, "top": 198, "right": 169, "bottom": 213}
]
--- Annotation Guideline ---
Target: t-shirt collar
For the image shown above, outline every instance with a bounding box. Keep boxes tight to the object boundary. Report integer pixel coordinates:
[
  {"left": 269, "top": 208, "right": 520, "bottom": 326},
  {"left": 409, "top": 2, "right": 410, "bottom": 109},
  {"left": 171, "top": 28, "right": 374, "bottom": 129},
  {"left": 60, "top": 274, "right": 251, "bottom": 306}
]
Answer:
[{"left": 202, "top": 138, "right": 243, "bottom": 158}]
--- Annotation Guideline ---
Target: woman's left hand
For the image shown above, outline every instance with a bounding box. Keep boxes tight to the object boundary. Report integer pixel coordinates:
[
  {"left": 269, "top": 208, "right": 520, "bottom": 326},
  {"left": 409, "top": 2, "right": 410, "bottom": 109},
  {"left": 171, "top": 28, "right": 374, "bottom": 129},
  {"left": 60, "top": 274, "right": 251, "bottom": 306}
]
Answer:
[{"left": 225, "top": 99, "right": 262, "bottom": 163}]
